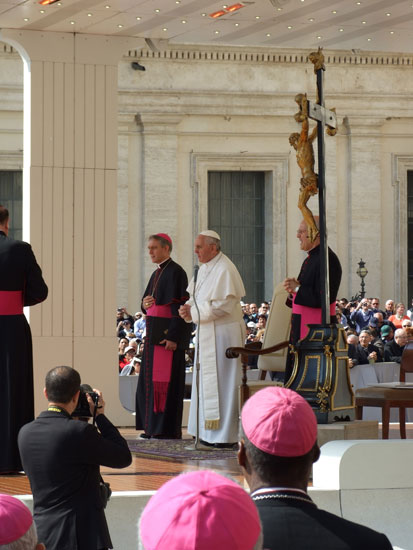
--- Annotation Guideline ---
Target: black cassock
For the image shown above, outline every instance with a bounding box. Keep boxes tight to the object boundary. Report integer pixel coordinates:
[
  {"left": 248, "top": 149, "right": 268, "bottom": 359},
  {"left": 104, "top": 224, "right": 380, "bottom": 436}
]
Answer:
[
  {"left": 284, "top": 245, "right": 342, "bottom": 382},
  {"left": 0, "top": 231, "right": 48, "bottom": 472},
  {"left": 135, "top": 259, "right": 190, "bottom": 438}
]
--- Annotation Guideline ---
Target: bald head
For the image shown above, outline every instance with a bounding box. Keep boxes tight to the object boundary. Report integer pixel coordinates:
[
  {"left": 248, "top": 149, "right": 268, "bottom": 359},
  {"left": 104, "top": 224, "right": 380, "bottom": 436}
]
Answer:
[{"left": 297, "top": 217, "right": 320, "bottom": 252}]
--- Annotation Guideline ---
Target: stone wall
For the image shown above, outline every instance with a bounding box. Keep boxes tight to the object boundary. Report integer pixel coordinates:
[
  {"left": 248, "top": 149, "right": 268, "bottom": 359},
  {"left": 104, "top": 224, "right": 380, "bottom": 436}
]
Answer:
[{"left": 117, "top": 45, "right": 413, "bottom": 309}]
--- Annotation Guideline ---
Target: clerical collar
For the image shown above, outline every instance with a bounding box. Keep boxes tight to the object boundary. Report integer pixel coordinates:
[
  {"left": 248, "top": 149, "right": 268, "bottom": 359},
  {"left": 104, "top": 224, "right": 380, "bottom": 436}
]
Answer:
[
  {"left": 251, "top": 487, "right": 315, "bottom": 505},
  {"left": 157, "top": 258, "right": 172, "bottom": 269},
  {"left": 307, "top": 244, "right": 320, "bottom": 256},
  {"left": 203, "top": 251, "right": 222, "bottom": 269},
  {"left": 251, "top": 486, "right": 308, "bottom": 497}
]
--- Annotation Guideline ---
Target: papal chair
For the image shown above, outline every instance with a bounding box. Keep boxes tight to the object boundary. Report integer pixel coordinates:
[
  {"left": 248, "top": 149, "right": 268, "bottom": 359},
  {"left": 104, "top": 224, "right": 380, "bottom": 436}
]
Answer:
[{"left": 226, "top": 282, "right": 291, "bottom": 409}]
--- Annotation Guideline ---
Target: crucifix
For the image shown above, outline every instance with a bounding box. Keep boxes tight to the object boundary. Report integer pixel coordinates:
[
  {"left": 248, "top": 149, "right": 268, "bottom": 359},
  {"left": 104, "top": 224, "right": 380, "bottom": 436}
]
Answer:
[{"left": 289, "top": 47, "right": 337, "bottom": 324}]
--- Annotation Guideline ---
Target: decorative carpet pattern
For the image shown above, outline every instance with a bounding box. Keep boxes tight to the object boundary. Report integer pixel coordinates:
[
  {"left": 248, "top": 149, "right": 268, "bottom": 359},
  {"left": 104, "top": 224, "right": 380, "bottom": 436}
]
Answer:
[{"left": 127, "top": 438, "right": 237, "bottom": 461}]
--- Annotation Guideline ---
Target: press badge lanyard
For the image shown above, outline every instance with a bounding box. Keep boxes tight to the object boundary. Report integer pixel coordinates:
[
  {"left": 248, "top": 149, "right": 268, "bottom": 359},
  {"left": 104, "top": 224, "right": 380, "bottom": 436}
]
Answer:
[{"left": 47, "top": 405, "right": 71, "bottom": 417}]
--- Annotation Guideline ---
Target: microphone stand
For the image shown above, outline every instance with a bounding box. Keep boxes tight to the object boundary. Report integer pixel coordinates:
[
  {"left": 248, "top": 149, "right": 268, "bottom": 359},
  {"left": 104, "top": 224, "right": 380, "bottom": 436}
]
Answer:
[{"left": 186, "top": 265, "right": 213, "bottom": 451}]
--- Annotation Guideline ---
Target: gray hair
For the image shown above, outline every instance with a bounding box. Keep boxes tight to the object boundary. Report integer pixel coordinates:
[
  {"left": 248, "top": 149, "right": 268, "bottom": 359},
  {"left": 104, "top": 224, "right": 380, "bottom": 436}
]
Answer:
[
  {"left": 203, "top": 236, "right": 221, "bottom": 251},
  {"left": 0, "top": 522, "right": 38, "bottom": 550},
  {"left": 395, "top": 328, "right": 407, "bottom": 338},
  {"left": 148, "top": 234, "right": 172, "bottom": 252}
]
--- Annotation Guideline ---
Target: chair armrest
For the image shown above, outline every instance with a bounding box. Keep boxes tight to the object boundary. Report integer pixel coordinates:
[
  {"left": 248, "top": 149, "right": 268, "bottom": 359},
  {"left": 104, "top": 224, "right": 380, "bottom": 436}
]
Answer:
[{"left": 226, "top": 340, "right": 289, "bottom": 359}]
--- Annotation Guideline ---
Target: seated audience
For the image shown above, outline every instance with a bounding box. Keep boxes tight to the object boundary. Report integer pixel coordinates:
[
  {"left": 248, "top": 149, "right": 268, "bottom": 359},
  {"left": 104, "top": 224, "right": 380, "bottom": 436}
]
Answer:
[
  {"left": 237, "top": 386, "right": 392, "bottom": 550},
  {"left": 371, "top": 297, "right": 384, "bottom": 315},
  {"left": 388, "top": 303, "right": 410, "bottom": 329},
  {"left": 336, "top": 304, "right": 348, "bottom": 326},
  {"left": 384, "top": 299, "right": 395, "bottom": 320},
  {"left": 346, "top": 333, "right": 359, "bottom": 368},
  {"left": 380, "top": 324, "right": 394, "bottom": 344},
  {"left": 120, "top": 354, "right": 141, "bottom": 376},
  {"left": 246, "top": 321, "right": 257, "bottom": 343},
  {"left": 139, "top": 470, "right": 263, "bottom": 550},
  {"left": 350, "top": 299, "right": 374, "bottom": 334},
  {"left": 258, "top": 302, "right": 270, "bottom": 317},
  {"left": 256, "top": 314, "right": 267, "bottom": 331},
  {"left": 242, "top": 303, "right": 251, "bottom": 323},
  {"left": 348, "top": 329, "right": 382, "bottom": 365},
  {"left": 118, "top": 337, "right": 129, "bottom": 355},
  {"left": 407, "top": 299, "right": 413, "bottom": 320},
  {"left": 117, "top": 319, "right": 133, "bottom": 339},
  {"left": 119, "top": 345, "right": 136, "bottom": 372},
  {"left": 116, "top": 307, "right": 134, "bottom": 327},
  {"left": 346, "top": 333, "right": 358, "bottom": 346},
  {"left": 249, "top": 303, "right": 259, "bottom": 323},
  {"left": 133, "top": 313, "right": 146, "bottom": 340},
  {"left": 374, "top": 312, "right": 396, "bottom": 333},
  {"left": 338, "top": 297, "right": 351, "bottom": 318},
  {"left": 368, "top": 320, "right": 384, "bottom": 359},
  {"left": 0, "top": 494, "right": 45, "bottom": 549},
  {"left": 384, "top": 328, "right": 408, "bottom": 363}
]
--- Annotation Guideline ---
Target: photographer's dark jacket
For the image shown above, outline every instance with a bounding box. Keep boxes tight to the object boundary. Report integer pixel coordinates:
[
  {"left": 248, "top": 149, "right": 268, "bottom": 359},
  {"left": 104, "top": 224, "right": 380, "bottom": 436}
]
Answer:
[{"left": 18, "top": 409, "right": 132, "bottom": 550}]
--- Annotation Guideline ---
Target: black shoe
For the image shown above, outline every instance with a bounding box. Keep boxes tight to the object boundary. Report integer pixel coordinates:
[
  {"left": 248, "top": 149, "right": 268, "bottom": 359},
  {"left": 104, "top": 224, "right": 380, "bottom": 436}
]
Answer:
[
  {"left": 139, "top": 433, "right": 151, "bottom": 439},
  {"left": 153, "top": 434, "right": 182, "bottom": 440},
  {"left": 199, "top": 439, "right": 215, "bottom": 447},
  {"left": 213, "top": 442, "right": 238, "bottom": 450}
]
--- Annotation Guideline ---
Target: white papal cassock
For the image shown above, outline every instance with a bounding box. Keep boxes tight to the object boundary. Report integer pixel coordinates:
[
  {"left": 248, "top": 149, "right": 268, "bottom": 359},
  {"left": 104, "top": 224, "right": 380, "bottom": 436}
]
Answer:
[{"left": 187, "top": 252, "right": 245, "bottom": 444}]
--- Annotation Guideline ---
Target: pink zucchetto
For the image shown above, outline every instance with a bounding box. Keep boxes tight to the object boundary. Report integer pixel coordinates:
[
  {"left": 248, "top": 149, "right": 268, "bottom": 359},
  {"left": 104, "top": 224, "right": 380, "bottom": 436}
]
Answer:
[
  {"left": 0, "top": 494, "right": 33, "bottom": 544},
  {"left": 155, "top": 233, "right": 172, "bottom": 245},
  {"left": 241, "top": 386, "right": 318, "bottom": 457},
  {"left": 139, "top": 470, "right": 261, "bottom": 550}
]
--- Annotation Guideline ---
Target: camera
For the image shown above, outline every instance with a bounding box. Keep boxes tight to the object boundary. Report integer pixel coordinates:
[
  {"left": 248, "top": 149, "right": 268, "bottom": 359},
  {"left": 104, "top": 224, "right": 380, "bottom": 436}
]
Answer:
[{"left": 72, "top": 384, "right": 99, "bottom": 418}]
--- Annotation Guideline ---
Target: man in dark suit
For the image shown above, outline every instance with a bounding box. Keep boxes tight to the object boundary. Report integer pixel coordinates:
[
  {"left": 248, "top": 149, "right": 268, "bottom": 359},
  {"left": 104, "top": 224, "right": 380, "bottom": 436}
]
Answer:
[
  {"left": 238, "top": 387, "right": 392, "bottom": 550},
  {"left": 0, "top": 205, "right": 48, "bottom": 473},
  {"left": 384, "top": 328, "right": 408, "bottom": 363},
  {"left": 348, "top": 329, "right": 383, "bottom": 366},
  {"left": 18, "top": 366, "right": 132, "bottom": 550}
]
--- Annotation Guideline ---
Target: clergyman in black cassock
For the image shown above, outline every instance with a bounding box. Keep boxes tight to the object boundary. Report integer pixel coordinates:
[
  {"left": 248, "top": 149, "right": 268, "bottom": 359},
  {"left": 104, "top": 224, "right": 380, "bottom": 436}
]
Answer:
[
  {"left": 135, "top": 233, "right": 190, "bottom": 439},
  {"left": 238, "top": 387, "right": 393, "bottom": 550},
  {"left": 0, "top": 205, "right": 48, "bottom": 473},
  {"left": 283, "top": 218, "right": 342, "bottom": 382}
]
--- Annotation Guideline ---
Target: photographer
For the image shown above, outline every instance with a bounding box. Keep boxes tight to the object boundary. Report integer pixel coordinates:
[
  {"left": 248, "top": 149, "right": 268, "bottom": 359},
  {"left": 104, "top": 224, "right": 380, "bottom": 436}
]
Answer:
[
  {"left": 18, "top": 366, "right": 132, "bottom": 550},
  {"left": 350, "top": 299, "right": 375, "bottom": 334}
]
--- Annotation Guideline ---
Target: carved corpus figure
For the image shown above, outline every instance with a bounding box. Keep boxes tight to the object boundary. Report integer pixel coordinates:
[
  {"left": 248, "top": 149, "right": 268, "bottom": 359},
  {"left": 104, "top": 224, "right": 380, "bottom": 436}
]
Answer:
[{"left": 289, "top": 93, "right": 319, "bottom": 242}]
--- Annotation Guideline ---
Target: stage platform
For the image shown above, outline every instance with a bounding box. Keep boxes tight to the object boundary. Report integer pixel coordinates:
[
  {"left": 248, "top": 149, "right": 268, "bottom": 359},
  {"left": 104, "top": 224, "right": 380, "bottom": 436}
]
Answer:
[{"left": 1, "top": 423, "right": 413, "bottom": 496}]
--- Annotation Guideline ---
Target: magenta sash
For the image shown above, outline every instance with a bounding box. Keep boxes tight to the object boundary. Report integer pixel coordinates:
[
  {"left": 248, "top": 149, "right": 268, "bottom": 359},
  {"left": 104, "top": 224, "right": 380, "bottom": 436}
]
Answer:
[
  {"left": 0, "top": 290, "right": 23, "bottom": 315},
  {"left": 147, "top": 303, "right": 173, "bottom": 413},
  {"left": 293, "top": 296, "right": 336, "bottom": 340}
]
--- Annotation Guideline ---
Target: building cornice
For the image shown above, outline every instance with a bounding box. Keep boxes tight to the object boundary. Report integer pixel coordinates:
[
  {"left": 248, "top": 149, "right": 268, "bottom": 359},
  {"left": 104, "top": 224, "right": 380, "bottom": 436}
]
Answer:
[{"left": 126, "top": 45, "right": 413, "bottom": 69}]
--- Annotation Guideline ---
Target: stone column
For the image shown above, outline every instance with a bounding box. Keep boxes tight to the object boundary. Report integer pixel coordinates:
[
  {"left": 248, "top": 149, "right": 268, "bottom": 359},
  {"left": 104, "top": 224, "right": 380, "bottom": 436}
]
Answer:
[
  {"left": 136, "top": 113, "right": 183, "bottom": 284},
  {"left": 345, "top": 117, "right": 385, "bottom": 297},
  {"left": 0, "top": 29, "right": 141, "bottom": 424}
]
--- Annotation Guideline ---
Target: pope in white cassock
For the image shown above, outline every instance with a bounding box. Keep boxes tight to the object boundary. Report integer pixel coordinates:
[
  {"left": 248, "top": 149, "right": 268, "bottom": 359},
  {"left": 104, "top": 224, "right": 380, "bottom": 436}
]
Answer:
[{"left": 179, "top": 230, "right": 245, "bottom": 447}]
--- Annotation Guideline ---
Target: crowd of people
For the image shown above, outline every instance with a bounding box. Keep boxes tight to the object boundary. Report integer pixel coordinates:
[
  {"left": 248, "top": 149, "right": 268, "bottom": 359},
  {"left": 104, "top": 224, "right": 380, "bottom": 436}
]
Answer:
[
  {"left": 335, "top": 297, "right": 413, "bottom": 365},
  {"left": 117, "top": 308, "right": 146, "bottom": 375},
  {"left": 117, "top": 295, "right": 413, "bottom": 374}
]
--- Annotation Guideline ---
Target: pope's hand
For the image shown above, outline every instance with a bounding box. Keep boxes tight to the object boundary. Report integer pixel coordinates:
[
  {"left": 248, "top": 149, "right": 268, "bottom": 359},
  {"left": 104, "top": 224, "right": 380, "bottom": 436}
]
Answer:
[{"left": 179, "top": 304, "right": 192, "bottom": 322}]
